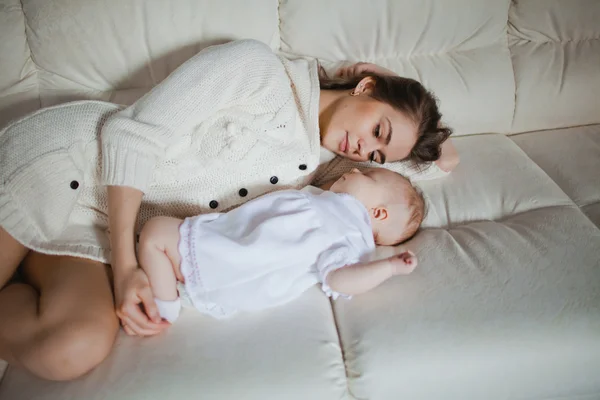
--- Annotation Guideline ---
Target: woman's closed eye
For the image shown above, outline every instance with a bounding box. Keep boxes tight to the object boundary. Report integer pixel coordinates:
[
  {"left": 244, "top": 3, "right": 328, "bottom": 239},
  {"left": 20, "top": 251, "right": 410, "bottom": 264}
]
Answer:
[{"left": 369, "top": 124, "right": 382, "bottom": 163}]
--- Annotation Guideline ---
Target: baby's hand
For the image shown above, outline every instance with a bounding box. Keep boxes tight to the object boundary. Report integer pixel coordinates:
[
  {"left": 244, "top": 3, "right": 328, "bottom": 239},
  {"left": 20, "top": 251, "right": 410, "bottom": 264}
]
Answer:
[{"left": 388, "top": 251, "right": 418, "bottom": 275}]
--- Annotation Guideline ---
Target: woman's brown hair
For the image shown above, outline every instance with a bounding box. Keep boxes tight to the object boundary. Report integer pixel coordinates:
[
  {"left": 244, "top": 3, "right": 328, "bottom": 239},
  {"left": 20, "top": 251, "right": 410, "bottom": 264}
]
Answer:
[{"left": 318, "top": 66, "right": 452, "bottom": 164}]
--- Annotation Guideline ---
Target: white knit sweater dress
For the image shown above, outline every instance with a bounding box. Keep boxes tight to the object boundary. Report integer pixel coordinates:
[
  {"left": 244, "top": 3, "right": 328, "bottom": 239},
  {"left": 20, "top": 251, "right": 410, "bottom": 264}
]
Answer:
[{"left": 0, "top": 39, "right": 446, "bottom": 264}]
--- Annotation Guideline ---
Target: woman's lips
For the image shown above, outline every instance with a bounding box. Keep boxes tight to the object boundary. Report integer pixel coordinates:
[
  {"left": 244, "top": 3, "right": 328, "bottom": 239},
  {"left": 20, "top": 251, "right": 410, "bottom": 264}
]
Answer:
[{"left": 339, "top": 132, "right": 348, "bottom": 153}]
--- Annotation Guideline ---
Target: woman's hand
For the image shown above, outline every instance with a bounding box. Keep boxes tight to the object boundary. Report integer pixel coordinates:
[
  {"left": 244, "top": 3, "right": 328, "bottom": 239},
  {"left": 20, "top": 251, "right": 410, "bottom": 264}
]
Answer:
[
  {"left": 106, "top": 185, "right": 166, "bottom": 336},
  {"left": 436, "top": 138, "right": 460, "bottom": 172},
  {"left": 114, "top": 266, "right": 168, "bottom": 336},
  {"left": 335, "top": 62, "right": 397, "bottom": 78}
]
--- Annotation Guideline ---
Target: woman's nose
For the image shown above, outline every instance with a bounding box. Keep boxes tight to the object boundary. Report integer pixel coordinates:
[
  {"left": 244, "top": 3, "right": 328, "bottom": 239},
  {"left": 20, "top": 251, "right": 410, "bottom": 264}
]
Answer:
[
  {"left": 357, "top": 138, "right": 369, "bottom": 157},
  {"left": 357, "top": 137, "right": 378, "bottom": 159}
]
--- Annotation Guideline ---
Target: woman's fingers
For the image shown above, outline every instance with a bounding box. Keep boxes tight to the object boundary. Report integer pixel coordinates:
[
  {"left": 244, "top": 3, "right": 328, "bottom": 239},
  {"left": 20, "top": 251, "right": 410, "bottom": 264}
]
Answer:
[
  {"left": 120, "top": 315, "right": 144, "bottom": 336},
  {"left": 336, "top": 66, "right": 352, "bottom": 77},
  {"left": 335, "top": 62, "right": 372, "bottom": 78},
  {"left": 122, "top": 299, "right": 165, "bottom": 332},
  {"left": 121, "top": 315, "right": 161, "bottom": 336},
  {"left": 138, "top": 286, "right": 162, "bottom": 324},
  {"left": 336, "top": 62, "right": 397, "bottom": 79},
  {"left": 115, "top": 268, "right": 166, "bottom": 331},
  {"left": 122, "top": 324, "right": 136, "bottom": 336}
]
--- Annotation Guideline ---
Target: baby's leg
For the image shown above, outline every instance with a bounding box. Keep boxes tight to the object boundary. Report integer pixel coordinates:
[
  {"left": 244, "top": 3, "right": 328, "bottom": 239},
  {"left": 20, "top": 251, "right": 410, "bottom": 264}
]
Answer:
[{"left": 138, "top": 216, "right": 184, "bottom": 322}]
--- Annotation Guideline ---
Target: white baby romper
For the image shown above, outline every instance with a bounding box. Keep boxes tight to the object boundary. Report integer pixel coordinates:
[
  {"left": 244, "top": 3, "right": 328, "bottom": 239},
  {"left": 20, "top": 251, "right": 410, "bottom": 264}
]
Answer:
[{"left": 160, "top": 186, "right": 375, "bottom": 321}]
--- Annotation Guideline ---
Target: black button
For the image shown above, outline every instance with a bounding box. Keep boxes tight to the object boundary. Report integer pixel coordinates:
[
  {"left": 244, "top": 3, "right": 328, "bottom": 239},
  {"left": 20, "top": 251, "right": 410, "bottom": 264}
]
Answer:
[
  {"left": 270, "top": 176, "right": 279, "bottom": 184},
  {"left": 209, "top": 200, "right": 219, "bottom": 209},
  {"left": 239, "top": 188, "right": 248, "bottom": 197},
  {"left": 299, "top": 164, "right": 307, "bottom": 170},
  {"left": 70, "top": 180, "right": 79, "bottom": 190}
]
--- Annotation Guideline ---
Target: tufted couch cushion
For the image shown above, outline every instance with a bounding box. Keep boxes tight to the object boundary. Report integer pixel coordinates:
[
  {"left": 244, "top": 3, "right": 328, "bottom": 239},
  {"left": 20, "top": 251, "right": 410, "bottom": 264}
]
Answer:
[
  {"left": 279, "top": 0, "right": 515, "bottom": 137},
  {"left": 336, "top": 135, "right": 600, "bottom": 399},
  {"left": 0, "top": 0, "right": 40, "bottom": 125},
  {"left": 512, "top": 125, "right": 600, "bottom": 228},
  {"left": 509, "top": 0, "right": 600, "bottom": 132}
]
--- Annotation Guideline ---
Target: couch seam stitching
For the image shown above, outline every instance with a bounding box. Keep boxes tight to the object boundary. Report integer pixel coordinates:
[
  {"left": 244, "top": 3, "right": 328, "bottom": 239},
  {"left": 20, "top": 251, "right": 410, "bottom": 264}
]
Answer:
[
  {"left": 507, "top": 122, "right": 600, "bottom": 137},
  {"left": 276, "top": 0, "right": 282, "bottom": 51},
  {"left": 329, "top": 298, "right": 353, "bottom": 400},
  {"left": 507, "top": 35, "right": 600, "bottom": 45},
  {"left": 436, "top": 203, "right": 583, "bottom": 231},
  {"left": 18, "top": 0, "right": 41, "bottom": 109},
  {"left": 580, "top": 200, "right": 600, "bottom": 209},
  {"left": 17, "top": 3, "right": 104, "bottom": 99},
  {"left": 506, "top": 5, "right": 518, "bottom": 132},
  {"left": 311, "top": 40, "right": 510, "bottom": 65}
]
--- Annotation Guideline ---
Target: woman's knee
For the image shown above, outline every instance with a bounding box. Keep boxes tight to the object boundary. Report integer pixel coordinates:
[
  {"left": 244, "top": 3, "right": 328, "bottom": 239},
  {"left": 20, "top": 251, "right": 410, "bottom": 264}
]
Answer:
[{"left": 29, "top": 315, "right": 119, "bottom": 381}]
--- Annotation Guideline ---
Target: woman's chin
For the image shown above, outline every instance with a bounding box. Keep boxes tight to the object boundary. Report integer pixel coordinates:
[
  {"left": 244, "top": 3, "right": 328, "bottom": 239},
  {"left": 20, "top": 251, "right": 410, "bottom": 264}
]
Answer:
[{"left": 320, "top": 140, "right": 337, "bottom": 155}]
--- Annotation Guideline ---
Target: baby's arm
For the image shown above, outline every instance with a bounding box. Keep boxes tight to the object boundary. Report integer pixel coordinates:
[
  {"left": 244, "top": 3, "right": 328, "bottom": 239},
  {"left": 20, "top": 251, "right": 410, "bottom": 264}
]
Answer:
[
  {"left": 138, "top": 216, "right": 185, "bottom": 322},
  {"left": 326, "top": 251, "right": 417, "bottom": 296}
]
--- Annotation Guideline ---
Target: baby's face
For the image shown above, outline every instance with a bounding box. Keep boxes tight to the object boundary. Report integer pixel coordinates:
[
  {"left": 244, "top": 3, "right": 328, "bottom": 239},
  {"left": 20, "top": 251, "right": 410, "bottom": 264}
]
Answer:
[
  {"left": 329, "top": 168, "right": 406, "bottom": 208},
  {"left": 330, "top": 168, "right": 415, "bottom": 245}
]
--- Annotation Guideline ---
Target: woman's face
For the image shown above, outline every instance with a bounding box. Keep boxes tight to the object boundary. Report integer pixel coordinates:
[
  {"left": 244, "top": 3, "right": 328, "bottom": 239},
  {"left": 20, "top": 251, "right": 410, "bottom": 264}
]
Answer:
[{"left": 320, "top": 88, "right": 418, "bottom": 164}]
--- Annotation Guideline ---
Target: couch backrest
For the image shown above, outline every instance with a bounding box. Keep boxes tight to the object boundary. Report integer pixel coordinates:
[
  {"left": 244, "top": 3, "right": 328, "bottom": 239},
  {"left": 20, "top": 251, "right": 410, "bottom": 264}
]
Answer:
[
  {"left": 0, "top": 0, "right": 598, "bottom": 135},
  {"left": 509, "top": 0, "right": 600, "bottom": 133}
]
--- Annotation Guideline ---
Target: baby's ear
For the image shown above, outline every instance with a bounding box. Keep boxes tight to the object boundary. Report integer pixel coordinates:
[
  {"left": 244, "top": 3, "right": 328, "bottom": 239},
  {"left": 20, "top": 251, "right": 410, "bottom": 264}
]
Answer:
[{"left": 372, "top": 207, "right": 388, "bottom": 221}]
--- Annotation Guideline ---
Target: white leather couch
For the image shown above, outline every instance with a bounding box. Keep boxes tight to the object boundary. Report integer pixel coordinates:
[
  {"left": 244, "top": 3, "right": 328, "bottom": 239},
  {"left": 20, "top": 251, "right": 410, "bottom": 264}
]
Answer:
[{"left": 1, "top": 1, "right": 599, "bottom": 399}]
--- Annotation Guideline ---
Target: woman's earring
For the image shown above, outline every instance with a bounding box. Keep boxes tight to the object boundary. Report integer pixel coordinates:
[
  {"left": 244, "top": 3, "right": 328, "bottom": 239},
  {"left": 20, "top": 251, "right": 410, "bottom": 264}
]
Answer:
[{"left": 350, "top": 90, "right": 359, "bottom": 96}]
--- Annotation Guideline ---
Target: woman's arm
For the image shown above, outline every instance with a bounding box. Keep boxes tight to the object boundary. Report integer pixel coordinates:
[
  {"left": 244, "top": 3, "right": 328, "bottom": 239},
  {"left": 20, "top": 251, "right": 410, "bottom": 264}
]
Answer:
[
  {"left": 326, "top": 252, "right": 417, "bottom": 296},
  {"left": 107, "top": 185, "right": 167, "bottom": 336},
  {"left": 102, "top": 40, "right": 283, "bottom": 333},
  {"left": 101, "top": 39, "right": 283, "bottom": 193},
  {"left": 107, "top": 185, "right": 142, "bottom": 271}
]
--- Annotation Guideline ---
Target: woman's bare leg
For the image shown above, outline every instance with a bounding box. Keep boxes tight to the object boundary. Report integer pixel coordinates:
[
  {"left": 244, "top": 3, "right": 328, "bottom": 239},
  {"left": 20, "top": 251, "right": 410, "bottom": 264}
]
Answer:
[
  {"left": 0, "top": 227, "right": 29, "bottom": 289},
  {"left": 0, "top": 248, "right": 119, "bottom": 381}
]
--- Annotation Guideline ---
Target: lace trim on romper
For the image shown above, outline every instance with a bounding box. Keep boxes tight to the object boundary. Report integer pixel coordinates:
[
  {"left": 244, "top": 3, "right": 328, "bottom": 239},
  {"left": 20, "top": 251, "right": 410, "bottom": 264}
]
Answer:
[{"left": 178, "top": 217, "right": 231, "bottom": 318}]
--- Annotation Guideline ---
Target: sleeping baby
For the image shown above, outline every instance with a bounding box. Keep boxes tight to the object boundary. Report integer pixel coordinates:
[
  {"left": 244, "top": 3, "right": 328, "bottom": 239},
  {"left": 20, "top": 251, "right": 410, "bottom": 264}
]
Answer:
[{"left": 137, "top": 167, "right": 424, "bottom": 322}]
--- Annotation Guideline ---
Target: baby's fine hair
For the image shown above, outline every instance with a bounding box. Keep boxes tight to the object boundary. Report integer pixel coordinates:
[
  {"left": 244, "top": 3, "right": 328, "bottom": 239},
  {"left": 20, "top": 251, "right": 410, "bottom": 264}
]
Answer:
[{"left": 383, "top": 174, "right": 426, "bottom": 245}]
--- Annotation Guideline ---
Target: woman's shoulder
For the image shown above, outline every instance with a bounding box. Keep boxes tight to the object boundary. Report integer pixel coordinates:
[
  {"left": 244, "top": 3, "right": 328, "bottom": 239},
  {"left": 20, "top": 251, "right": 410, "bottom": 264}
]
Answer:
[
  {"left": 217, "top": 39, "right": 282, "bottom": 69},
  {"left": 227, "top": 38, "right": 273, "bottom": 53},
  {"left": 211, "top": 39, "right": 292, "bottom": 100}
]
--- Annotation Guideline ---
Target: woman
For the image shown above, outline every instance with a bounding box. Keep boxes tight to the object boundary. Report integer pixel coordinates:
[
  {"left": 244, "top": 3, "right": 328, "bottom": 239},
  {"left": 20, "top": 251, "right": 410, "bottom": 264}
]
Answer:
[{"left": 0, "top": 39, "right": 457, "bottom": 380}]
